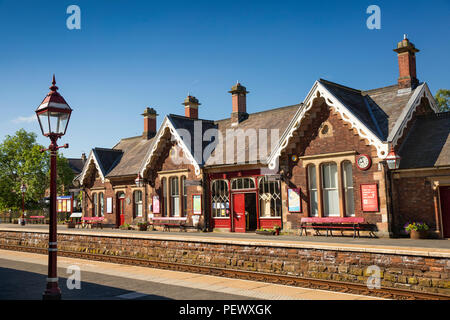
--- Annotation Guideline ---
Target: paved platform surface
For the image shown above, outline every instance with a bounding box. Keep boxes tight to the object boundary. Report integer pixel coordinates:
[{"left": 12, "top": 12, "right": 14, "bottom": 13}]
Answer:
[
  {"left": 1, "top": 224, "right": 449, "bottom": 258},
  {"left": 0, "top": 249, "right": 381, "bottom": 300}
]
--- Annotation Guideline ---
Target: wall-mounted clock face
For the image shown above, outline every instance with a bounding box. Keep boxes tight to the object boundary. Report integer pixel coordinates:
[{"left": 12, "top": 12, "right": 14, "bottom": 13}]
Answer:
[{"left": 356, "top": 154, "right": 371, "bottom": 171}]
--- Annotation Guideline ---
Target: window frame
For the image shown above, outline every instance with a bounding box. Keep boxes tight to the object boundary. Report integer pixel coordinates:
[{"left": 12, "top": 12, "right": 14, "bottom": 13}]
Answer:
[
  {"left": 211, "top": 179, "right": 230, "bottom": 218},
  {"left": 133, "top": 190, "right": 143, "bottom": 218},
  {"left": 321, "top": 162, "right": 340, "bottom": 217},
  {"left": 258, "top": 176, "right": 281, "bottom": 218},
  {"left": 231, "top": 177, "right": 256, "bottom": 190}
]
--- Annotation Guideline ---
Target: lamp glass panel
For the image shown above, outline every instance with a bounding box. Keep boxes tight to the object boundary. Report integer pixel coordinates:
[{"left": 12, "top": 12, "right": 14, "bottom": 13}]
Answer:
[
  {"left": 38, "top": 112, "right": 50, "bottom": 135},
  {"left": 49, "top": 111, "right": 69, "bottom": 135}
]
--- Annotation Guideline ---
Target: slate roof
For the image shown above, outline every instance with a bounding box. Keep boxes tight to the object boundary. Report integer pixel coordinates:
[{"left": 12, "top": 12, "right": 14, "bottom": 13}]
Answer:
[
  {"left": 91, "top": 148, "right": 123, "bottom": 177},
  {"left": 105, "top": 136, "right": 155, "bottom": 177},
  {"left": 167, "top": 114, "right": 218, "bottom": 166},
  {"left": 205, "top": 104, "right": 300, "bottom": 166},
  {"left": 67, "top": 158, "right": 84, "bottom": 175},
  {"left": 398, "top": 112, "right": 450, "bottom": 169},
  {"left": 319, "top": 79, "right": 420, "bottom": 141}
]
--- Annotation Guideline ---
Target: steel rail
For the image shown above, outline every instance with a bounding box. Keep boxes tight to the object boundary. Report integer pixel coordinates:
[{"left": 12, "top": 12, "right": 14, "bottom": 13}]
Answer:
[{"left": 1, "top": 243, "right": 448, "bottom": 300}]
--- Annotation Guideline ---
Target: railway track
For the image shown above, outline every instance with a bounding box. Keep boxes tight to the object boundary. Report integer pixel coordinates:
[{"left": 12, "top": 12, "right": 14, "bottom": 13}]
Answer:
[{"left": 1, "top": 243, "right": 449, "bottom": 300}]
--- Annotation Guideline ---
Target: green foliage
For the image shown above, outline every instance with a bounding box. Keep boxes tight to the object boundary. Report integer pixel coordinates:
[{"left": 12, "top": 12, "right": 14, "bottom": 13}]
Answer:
[
  {"left": 0, "top": 129, "right": 47, "bottom": 211},
  {"left": 0, "top": 129, "right": 75, "bottom": 212},
  {"left": 404, "top": 222, "right": 429, "bottom": 233},
  {"left": 435, "top": 89, "right": 450, "bottom": 112}
]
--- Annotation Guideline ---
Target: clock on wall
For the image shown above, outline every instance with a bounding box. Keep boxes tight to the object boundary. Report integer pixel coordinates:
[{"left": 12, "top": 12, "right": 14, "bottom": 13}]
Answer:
[{"left": 356, "top": 154, "right": 372, "bottom": 171}]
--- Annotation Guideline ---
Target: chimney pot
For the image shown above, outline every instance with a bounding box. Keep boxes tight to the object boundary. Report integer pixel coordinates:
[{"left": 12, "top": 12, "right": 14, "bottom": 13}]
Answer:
[
  {"left": 182, "top": 95, "right": 200, "bottom": 119},
  {"left": 142, "top": 107, "right": 158, "bottom": 139},
  {"left": 229, "top": 82, "right": 249, "bottom": 124},
  {"left": 393, "top": 36, "right": 419, "bottom": 91}
]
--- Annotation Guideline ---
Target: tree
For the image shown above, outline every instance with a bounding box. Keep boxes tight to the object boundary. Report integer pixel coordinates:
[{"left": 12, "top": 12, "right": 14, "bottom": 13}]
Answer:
[
  {"left": 435, "top": 89, "right": 450, "bottom": 112},
  {"left": 0, "top": 129, "right": 74, "bottom": 212}
]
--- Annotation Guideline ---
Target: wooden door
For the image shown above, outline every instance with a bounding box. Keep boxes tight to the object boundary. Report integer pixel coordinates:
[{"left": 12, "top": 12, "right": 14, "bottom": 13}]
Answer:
[
  {"left": 233, "top": 193, "right": 246, "bottom": 233},
  {"left": 440, "top": 186, "right": 450, "bottom": 238}
]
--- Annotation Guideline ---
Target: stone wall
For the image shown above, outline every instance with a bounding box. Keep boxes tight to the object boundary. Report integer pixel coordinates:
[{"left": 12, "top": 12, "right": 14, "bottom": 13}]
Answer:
[{"left": 0, "top": 230, "right": 448, "bottom": 295}]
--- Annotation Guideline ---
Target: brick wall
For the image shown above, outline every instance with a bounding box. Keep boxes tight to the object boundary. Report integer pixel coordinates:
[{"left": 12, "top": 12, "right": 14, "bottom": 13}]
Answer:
[
  {"left": 0, "top": 230, "right": 448, "bottom": 295},
  {"left": 282, "top": 101, "right": 387, "bottom": 235}
]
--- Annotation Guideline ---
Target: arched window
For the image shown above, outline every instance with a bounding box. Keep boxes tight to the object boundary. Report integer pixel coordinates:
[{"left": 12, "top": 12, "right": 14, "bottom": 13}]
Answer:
[
  {"left": 211, "top": 180, "right": 229, "bottom": 217},
  {"left": 92, "top": 193, "right": 97, "bottom": 217},
  {"left": 161, "top": 178, "right": 167, "bottom": 217},
  {"left": 170, "top": 177, "right": 180, "bottom": 217},
  {"left": 258, "top": 177, "right": 281, "bottom": 217},
  {"left": 134, "top": 190, "right": 143, "bottom": 218},
  {"left": 321, "top": 162, "right": 339, "bottom": 217},
  {"left": 181, "top": 176, "right": 187, "bottom": 217},
  {"left": 99, "top": 192, "right": 104, "bottom": 217},
  {"left": 342, "top": 161, "right": 354, "bottom": 216},
  {"left": 231, "top": 178, "right": 255, "bottom": 190},
  {"left": 307, "top": 165, "right": 318, "bottom": 217}
]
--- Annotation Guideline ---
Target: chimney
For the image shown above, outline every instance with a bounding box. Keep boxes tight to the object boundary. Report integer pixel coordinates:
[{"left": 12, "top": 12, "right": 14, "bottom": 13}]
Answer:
[
  {"left": 393, "top": 34, "right": 419, "bottom": 92},
  {"left": 81, "top": 153, "right": 87, "bottom": 164},
  {"left": 142, "top": 107, "right": 158, "bottom": 139},
  {"left": 182, "top": 95, "right": 200, "bottom": 119},
  {"left": 229, "top": 82, "right": 249, "bottom": 124}
]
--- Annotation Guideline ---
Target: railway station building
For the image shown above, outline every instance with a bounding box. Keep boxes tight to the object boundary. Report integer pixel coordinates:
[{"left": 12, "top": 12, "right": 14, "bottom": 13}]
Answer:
[{"left": 75, "top": 36, "right": 450, "bottom": 238}]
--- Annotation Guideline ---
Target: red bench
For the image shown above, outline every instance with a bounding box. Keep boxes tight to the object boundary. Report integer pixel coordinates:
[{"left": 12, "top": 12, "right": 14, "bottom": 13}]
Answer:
[
  {"left": 81, "top": 216, "right": 104, "bottom": 229},
  {"left": 28, "top": 216, "right": 45, "bottom": 224},
  {"left": 300, "top": 217, "right": 368, "bottom": 238},
  {"left": 151, "top": 216, "right": 188, "bottom": 231}
]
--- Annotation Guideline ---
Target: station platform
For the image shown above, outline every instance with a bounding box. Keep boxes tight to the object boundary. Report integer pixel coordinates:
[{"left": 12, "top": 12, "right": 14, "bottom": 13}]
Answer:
[{"left": 1, "top": 223, "right": 449, "bottom": 258}]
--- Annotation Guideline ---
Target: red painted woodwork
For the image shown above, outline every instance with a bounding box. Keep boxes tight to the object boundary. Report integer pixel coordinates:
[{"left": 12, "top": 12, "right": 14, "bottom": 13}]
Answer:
[
  {"left": 440, "top": 186, "right": 450, "bottom": 238},
  {"left": 259, "top": 218, "right": 281, "bottom": 229},
  {"left": 233, "top": 193, "right": 246, "bottom": 233},
  {"left": 212, "top": 218, "right": 230, "bottom": 229},
  {"left": 119, "top": 198, "right": 125, "bottom": 226}
]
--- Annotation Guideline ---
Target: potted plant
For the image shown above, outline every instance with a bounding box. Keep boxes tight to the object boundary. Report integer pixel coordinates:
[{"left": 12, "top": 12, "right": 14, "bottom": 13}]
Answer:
[
  {"left": 138, "top": 222, "right": 148, "bottom": 231},
  {"left": 119, "top": 223, "right": 131, "bottom": 230},
  {"left": 404, "top": 222, "right": 429, "bottom": 239},
  {"left": 274, "top": 225, "right": 281, "bottom": 235},
  {"left": 256, "top": 228, "right": 275, "bottom": 235}
]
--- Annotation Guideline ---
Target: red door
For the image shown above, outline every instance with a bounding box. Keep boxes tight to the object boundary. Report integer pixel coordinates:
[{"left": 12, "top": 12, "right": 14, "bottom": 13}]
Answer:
[
  {"left": 440, "top": 186, "right": 450, "bottom": 238},
  {"left": 119, "top": 198, "right": 125, "bottom": 226},
  {"left": 233, "top": 194, "right": 246, "bottom": 233}
]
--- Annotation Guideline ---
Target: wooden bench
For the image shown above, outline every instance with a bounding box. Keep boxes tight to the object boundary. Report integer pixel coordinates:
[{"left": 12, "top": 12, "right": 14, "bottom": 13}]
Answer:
[
  {"left": 28, "top": 216, "right": 45, "bottom": 224},
  {"left": 299, "top": 217, "right": 369, "bottom": 238},
  {"left": 151, "top": 216, "right": 189, "bottom": 232},
  {"left": 81, "top": 216, "right": 104, "bottom": 229}
]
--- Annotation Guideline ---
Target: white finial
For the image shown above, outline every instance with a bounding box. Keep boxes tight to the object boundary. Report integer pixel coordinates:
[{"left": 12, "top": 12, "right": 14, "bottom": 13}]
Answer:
[{"left": 404, "top": 34, "right": 407, "bottom": 40}]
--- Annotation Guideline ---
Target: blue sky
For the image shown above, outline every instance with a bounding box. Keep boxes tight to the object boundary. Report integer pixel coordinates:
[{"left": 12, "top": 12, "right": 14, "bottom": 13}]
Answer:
[{"left": 0, "top": 0, "right": 449, "bottom": 158}]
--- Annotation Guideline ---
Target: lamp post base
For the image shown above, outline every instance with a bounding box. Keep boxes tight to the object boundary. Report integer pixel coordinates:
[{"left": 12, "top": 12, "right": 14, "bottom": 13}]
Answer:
[{"left": 42, "top": 287, "right": 61, "bottom": 300}]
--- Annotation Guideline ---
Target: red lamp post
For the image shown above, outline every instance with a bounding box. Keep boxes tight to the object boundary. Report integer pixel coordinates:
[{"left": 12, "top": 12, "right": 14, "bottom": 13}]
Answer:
[
  {"left": 20, "top": 183, "right": 27, "bottom": 225},
  {"left": 35, "top": 75, "right": 72, "bottom": 300}
]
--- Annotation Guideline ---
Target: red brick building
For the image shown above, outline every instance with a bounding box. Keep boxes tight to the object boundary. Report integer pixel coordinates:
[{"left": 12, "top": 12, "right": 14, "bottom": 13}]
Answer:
[{"left": 75, "top": 36, "right": 450, "bottom": 238}]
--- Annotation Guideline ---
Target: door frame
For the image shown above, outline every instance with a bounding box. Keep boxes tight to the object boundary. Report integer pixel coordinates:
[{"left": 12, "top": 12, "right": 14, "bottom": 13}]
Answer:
[
  {"left": 438, "top": 185, "right": 450, "bottom": 238},
  {"left": 232, "top": 193, "right": 246, "bottom": 233},
  {"left": 116, "top": 192, "right": 125, "bottom": 227}
]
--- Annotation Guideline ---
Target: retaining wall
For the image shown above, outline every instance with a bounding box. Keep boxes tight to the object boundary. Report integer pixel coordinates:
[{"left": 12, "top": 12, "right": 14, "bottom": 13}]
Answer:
[{"left": 0, "top": 230, "right": 449, "bottom": 295}]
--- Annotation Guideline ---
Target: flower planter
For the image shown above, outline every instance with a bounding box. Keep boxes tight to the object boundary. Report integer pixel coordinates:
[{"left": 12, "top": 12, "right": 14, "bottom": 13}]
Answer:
[
  {"left": 138, "top": 225, "right": 148, "bottom": 231},
  {"left": 410, "top": 230, "right": 428, "bottom": 239},
  {"left": 256, "top": 230, "right": 275, "bottom": 236}
]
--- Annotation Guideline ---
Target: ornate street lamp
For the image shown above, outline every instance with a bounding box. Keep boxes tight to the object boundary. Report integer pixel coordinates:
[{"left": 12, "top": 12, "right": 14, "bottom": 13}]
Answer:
[
  {"left": 20, "top": 183, "right": 27, "bottom": 225},
  {"left": 386, "top": 146, "right": 401, "bottom": 170},
  {"left": 35, "top": 75, "right": 72, "bottom": 300}
]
